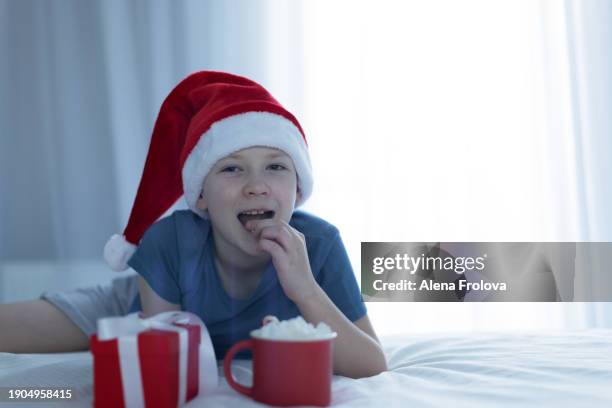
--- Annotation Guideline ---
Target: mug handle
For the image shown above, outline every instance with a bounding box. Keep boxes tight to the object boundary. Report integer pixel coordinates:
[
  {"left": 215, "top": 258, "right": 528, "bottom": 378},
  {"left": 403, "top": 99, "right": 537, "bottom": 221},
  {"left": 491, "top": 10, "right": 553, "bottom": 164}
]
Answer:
[{"left": 223, "top": 340, "right": 253, "bottom": 397}]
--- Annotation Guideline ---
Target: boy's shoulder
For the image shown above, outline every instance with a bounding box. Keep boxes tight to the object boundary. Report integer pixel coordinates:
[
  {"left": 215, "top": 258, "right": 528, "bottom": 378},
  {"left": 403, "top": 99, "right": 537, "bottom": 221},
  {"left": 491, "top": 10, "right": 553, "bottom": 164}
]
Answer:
[
  {"left": 146, "top": 209, "right": 210, "bottom": 244},
  {"left": 290, "top": 210, "right": 339, "bottom": 240}
]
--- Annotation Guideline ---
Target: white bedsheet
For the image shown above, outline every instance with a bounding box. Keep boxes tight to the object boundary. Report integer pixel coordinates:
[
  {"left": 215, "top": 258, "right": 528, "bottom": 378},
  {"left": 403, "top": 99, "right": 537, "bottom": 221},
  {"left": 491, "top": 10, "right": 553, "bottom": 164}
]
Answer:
[{"left": 1, "top": 330, "right": 611, "bottom": 407}]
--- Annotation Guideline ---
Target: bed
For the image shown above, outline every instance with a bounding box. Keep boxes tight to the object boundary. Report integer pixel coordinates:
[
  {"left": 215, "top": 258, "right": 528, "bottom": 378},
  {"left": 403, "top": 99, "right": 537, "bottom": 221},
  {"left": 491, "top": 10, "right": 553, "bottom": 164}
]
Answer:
[{"left": 1, "top": 330, "right": 611, "bottom": 407}]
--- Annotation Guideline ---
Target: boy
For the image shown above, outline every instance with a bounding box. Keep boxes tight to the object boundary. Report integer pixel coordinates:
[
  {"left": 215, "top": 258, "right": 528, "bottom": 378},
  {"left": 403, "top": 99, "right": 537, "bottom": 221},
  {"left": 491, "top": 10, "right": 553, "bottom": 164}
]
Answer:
[{"left": 1, "top": 71, "right": 386, "bottom": 379}]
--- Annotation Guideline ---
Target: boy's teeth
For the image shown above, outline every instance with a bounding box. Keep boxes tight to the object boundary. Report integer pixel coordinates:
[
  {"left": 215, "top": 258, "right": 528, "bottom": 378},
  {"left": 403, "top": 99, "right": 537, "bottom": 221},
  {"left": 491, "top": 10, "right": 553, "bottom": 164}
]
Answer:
[{"left": 243, "top": 210, "right": 265, "bottom": 215}]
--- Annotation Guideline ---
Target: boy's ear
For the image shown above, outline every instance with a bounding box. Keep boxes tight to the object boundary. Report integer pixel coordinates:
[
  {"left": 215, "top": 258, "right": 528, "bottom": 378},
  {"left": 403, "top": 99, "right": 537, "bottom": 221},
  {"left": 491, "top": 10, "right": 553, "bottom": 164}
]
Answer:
[{"left": 196, "top": 192, "right": 208, "bottom": 211}]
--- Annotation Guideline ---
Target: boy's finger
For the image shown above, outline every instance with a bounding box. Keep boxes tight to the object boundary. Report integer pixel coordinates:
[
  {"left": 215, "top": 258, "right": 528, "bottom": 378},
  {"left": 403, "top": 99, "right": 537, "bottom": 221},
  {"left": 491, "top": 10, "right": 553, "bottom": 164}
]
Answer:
[
  {"left": 259, "top": 226, "right": 292, "bottom": 251},
  {"left": 258, "top": 237, "right": 284, "bottom": 260},
  {"left": 245, "top": 218, "right": 278, "bottom": 234},
  {"left": 277, "top": 219, "right": 305, "bottom": 240},
  {"left": 246, "top": 217, "right": 298, "bottom": 234}
]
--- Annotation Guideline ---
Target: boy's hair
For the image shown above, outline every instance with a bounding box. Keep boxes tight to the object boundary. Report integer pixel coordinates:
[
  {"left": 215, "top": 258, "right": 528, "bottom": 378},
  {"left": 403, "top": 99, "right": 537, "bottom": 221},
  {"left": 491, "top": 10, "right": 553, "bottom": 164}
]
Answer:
[{"left": 104, "top": 71, "right": 312, "bottom": 272}]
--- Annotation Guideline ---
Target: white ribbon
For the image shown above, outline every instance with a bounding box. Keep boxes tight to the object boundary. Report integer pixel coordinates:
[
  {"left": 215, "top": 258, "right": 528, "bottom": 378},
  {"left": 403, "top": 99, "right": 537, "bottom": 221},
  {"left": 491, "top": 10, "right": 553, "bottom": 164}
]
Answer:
[
  {"left": 117, "top": 333, "right": 145, "bottom": 408},
  {"left": 97, "top": 311, "right": 218, "bottom": 407}
]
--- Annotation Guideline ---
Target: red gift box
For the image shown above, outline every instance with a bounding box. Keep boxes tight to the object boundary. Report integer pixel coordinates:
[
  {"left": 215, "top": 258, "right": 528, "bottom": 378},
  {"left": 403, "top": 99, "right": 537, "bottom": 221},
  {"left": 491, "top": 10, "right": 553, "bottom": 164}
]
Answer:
[{"left": 91, "top": 317, "right": 201, "bottom": 408}]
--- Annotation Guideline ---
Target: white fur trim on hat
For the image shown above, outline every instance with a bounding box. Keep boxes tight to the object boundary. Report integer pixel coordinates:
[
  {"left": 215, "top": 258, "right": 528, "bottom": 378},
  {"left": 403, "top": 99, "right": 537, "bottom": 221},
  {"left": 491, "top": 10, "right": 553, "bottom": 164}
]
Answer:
[
  {"left": 104, "top": 234, "right": 137, "bottom": 272},
  {"left": 182, "top": 111, "right": 313, "bottom": 218}
]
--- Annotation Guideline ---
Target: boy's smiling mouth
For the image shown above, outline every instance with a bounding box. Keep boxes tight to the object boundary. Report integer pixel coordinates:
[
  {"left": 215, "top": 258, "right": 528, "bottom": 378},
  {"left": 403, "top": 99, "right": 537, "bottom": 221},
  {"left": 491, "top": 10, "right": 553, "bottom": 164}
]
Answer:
[{"left": 237, "top": 209, "right": 275, "bottom": 228}]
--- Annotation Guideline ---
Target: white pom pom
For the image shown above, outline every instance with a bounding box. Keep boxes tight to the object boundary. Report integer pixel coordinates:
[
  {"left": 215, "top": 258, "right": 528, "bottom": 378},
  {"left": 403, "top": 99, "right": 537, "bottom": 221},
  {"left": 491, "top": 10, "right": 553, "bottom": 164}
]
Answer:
[{"left": 104, "top": 234, "right": 137, "bottom": 272}]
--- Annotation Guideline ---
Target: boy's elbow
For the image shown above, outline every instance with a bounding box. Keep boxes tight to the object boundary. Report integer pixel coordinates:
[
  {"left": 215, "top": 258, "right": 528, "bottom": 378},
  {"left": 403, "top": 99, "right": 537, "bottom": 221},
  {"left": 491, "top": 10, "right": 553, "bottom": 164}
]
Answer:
[
  {"left": 376, "top": 355, "right": 389, "bottom": 374},
  {"left": 361, "top": 354, "right": 388, "bottom": 378},
  {"left": 338, "top": 352, "right": 388, "bottom": 379},
  {"left": 365, "top": 341, "right": 388, "bottom": 377}
]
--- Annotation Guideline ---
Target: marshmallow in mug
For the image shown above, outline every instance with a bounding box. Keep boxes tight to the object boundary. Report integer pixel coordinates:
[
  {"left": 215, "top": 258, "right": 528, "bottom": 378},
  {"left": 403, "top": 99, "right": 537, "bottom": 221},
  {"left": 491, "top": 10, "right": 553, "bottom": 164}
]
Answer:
[{"left": 253, "top": 316, "right": 334, "bottom": 340}]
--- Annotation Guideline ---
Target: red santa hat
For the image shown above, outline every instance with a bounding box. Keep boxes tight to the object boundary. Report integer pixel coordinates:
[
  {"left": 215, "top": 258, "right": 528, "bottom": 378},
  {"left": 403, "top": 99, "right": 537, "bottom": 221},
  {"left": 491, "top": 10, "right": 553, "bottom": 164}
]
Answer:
[{"left": 104, "top": 71, "right": 312, "bottom": 271}]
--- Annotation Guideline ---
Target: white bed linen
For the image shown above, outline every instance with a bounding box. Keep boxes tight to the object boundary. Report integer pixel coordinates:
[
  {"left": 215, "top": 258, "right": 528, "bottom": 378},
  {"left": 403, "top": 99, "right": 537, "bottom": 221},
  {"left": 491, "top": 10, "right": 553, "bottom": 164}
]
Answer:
[{"left": 1, "top": 330, "right": 610, "bottom": 407}]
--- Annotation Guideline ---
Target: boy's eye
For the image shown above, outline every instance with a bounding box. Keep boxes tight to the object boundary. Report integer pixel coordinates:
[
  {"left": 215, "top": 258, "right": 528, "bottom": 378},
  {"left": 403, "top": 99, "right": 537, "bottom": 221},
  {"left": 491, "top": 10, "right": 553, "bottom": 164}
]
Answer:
[
  {"left": 221, "top": 166, "right": 241, "bottom": 173},
  {"left": 268, "top": 164, "right": 287, "bottom": 171}
]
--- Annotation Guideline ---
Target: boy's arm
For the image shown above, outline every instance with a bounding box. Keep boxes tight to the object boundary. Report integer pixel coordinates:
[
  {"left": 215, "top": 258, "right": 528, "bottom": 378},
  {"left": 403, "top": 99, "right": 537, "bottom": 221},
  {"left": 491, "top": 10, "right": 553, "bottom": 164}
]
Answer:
[
  {"left": 248, "top": 218, "right": 387, "bottom": 378},
  {"left": 137, "top": 276, "right": 180, "bottom": 317},
  {"left": 295, "top": 286, "right": 387, "bottom": 378},
  {"left": 0, "top": 300, "right": 89, "bottom": 353}
]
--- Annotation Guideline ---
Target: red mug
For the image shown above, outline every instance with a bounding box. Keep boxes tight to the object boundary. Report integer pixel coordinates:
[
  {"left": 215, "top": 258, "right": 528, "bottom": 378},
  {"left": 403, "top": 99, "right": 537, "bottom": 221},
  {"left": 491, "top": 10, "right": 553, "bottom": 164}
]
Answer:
[{"left": 224, "top": 331, "right": 337, "bottom": 407}]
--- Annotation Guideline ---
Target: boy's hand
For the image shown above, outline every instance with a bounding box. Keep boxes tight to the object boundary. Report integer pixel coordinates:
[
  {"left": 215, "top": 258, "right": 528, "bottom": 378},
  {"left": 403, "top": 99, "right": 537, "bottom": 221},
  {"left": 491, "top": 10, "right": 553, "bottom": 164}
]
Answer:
[{"left": 245, "top": 218, "right": 318, "bottom": 304}]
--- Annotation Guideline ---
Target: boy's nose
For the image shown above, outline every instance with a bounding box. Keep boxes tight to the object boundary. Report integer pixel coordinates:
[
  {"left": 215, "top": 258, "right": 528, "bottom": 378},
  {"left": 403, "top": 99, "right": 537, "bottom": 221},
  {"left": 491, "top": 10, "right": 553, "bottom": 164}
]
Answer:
[{"left": 243, "top": 175, "right": 269, "bottom": 196}]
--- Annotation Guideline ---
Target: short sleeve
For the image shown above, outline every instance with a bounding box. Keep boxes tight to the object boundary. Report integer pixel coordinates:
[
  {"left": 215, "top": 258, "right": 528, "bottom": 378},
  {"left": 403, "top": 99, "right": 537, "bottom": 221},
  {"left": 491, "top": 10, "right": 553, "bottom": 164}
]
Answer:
[
  {"left": 127, "top": 218, "right": 181, "bottom": 305},
  {"left": 317, "top": 232, "right": 367, "bottom": 322}
]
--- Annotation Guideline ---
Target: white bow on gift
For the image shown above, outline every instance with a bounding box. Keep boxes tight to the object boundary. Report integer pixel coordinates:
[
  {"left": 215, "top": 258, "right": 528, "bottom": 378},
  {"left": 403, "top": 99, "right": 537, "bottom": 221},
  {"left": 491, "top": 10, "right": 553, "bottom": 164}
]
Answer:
[{"left": 97, "top": 311, "right": 218, "bottom": 408}]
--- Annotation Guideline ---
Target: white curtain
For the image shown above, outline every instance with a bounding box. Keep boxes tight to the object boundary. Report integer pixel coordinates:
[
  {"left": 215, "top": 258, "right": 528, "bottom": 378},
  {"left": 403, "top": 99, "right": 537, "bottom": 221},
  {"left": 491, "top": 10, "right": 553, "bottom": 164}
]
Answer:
[
  {"left": 300, "top": 0, "right": 612, "bottom": 333},
  {"left": 562, "top": 0, "right": 612, "bottom": 329}
]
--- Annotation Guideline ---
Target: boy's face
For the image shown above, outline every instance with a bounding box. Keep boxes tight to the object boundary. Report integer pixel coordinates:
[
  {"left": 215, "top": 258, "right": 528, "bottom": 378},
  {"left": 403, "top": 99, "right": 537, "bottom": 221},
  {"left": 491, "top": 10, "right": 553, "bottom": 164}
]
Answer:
[{"left": 196, "top": 146, "right": 302, "bottom": 257}]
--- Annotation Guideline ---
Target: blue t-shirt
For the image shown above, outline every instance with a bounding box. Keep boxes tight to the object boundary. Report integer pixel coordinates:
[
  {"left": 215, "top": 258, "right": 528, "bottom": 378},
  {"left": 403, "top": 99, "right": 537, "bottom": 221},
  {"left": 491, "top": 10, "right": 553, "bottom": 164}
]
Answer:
[{"left": 127, "top": 210, "right": 366, "bottom": 359}]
